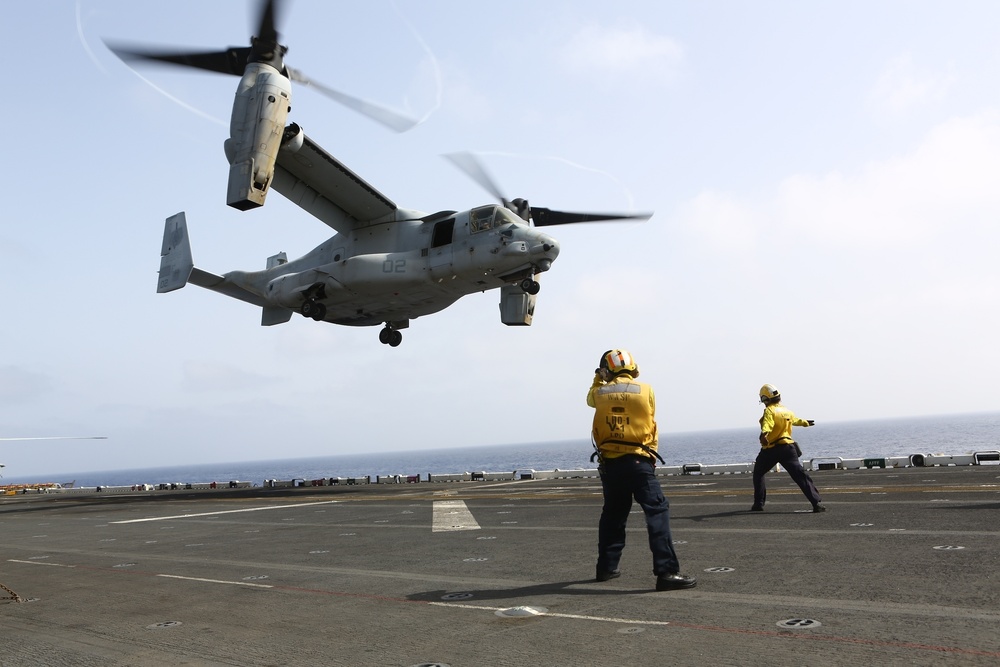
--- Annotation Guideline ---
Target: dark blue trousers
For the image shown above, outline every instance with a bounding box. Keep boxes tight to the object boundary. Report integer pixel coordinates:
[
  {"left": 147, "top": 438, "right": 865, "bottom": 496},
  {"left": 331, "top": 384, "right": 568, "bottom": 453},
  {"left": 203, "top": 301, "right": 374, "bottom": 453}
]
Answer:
[
  {"left": 752, "top": 443, "right": 822, "bottom": 507},
  {"left": 597, "top": 455, "right": 680, "bottom": 576}
]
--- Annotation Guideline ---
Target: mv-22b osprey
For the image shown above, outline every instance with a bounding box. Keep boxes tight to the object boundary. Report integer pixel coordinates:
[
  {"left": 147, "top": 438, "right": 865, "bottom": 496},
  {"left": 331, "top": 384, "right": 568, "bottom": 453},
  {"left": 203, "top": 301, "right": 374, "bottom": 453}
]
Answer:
[{"left": 110, "top": 0, "right": 650, "bottom": 347}]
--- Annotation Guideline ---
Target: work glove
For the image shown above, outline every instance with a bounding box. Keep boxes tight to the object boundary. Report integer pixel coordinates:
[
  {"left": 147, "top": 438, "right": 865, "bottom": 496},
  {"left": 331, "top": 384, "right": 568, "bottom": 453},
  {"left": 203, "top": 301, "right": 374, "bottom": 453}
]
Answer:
[{"left": 806, "top": 420, "right": 815, "bottom": 426}]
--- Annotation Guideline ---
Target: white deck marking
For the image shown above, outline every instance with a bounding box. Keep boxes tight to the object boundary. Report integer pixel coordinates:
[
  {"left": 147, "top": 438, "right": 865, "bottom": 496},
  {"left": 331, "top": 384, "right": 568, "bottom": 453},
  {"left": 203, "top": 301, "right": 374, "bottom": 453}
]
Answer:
[
  {"left": 432, "top": 500, "right": 481, "bottom": 532},
  {"left": 109, "top": 500, "right": 341, "bottom": 524},
  {"left": 156, "top": 574, "right": 273, "bottom": 588},
  {"left": 430, "top": 601, "right": 671, "bottom": 626},
  {"left": 7, "top": 559, "right": 76, "bottom": 568}
]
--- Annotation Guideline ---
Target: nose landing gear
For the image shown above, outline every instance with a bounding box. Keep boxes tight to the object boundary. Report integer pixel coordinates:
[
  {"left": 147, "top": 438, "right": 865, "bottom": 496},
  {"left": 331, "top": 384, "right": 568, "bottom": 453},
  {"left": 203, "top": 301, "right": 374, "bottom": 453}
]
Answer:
[{"left": 520, "top": 278, "right": 540, "bottom": 295}]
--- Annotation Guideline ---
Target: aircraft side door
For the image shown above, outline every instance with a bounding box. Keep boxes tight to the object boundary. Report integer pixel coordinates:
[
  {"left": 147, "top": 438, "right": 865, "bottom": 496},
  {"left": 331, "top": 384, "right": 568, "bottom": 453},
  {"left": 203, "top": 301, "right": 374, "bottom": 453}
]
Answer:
[{"left": 428, "top": 218, "right": 455, "bottom": 281}]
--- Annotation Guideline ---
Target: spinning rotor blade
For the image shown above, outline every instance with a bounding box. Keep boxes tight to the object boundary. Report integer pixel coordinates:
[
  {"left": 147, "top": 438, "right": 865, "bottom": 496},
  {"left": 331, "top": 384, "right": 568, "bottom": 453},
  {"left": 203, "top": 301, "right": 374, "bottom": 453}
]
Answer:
[
  {"left": 445, "top": 151, "right": 652, "bottom": 226},
  {"left": 106, "top": 0, "right": 285, "bottom": 77},
  {"left": 105, "top": 0, "right": 416, "bottom": 133},
  {"left": 443, "top": 152, "right": 507, "bottom": 204},
  {"left": 104, "top": 43, "right": 253, "bottom": 76},
  {"left": 254, "top": 0, "right": 281, "bottom": 46},
  {"left": 287, "top": 69, "right": 418, "bottom": 133},
  {"left": 529, "top": 208, "right": 652, "bottom": 227}
]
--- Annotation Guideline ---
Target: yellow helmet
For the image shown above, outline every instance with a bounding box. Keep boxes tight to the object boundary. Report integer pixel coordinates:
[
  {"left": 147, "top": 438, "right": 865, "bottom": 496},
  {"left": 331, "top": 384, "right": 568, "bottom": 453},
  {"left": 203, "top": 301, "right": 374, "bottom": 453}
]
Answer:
[
  {"left": 759, "top": 384, "right": 780, "bottom": 403},
  {"left": 601, "top": 349, "right": 639, "bottom": 377}
]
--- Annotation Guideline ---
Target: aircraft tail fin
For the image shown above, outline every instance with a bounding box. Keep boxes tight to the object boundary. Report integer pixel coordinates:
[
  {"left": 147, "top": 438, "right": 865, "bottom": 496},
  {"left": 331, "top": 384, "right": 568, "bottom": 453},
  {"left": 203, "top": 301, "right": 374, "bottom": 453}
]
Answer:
[
  {"left": 156, "top": 212, "right": 271, "bottom": 312},
  {"left": 157, "top": 212, "right": 194, "bottom": 293},
  {"left": 261, "top": 251, "right": 294, "bottom": 325}
]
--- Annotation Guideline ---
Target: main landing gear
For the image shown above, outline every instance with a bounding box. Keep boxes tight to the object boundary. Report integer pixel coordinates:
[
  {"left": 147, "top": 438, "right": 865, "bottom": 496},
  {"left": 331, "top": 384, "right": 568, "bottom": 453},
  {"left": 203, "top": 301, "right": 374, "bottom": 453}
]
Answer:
[
  {"left": 379, "top": 326, "right": 403, "bottom": 347},
  {"left": 301, "top": 298, "right": 326, "bottom": 321}
]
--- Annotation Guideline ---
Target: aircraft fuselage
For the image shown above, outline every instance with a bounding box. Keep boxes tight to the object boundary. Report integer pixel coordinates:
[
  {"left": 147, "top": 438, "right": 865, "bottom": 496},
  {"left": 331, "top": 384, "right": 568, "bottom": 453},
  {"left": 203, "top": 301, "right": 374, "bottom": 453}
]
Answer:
[{"left": 219, "top": 204, "right": 559, "bottom": 328}]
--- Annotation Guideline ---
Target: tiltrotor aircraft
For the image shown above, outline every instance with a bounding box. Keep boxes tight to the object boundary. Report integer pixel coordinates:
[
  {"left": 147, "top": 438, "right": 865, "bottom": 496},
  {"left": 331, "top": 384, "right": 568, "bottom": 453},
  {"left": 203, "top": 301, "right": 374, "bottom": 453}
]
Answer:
[{"left": 110, "top": 1, "right": 650, "bottom": 347}]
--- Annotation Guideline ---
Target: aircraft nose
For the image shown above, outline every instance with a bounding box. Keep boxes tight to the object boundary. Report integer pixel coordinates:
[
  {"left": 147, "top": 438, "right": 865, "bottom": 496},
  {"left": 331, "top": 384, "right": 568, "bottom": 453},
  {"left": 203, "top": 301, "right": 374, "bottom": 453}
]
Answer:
[{"left": 531, "top": 233, "right": 560, "bottom": 271}]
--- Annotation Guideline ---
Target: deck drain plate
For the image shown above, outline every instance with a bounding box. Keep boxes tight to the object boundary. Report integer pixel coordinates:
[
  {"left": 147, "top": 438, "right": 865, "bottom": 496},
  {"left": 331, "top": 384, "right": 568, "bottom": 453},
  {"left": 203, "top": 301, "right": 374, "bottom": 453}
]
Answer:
[
  {"left": 777, "top": 618, "right": 821, "bottom": 629},
  {"left": 147, "top": 621, "right": 182, "bottom": 629},
  {"left": 441, "top": 593, "right": 474, "bottom": 601}
]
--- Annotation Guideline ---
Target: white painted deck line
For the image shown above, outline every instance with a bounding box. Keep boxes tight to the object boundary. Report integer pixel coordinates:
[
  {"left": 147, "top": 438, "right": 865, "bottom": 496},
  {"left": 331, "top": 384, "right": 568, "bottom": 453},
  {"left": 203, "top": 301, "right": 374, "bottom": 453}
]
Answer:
[{"left": 432, "top": 500, "right": 481, "bottom": 532}]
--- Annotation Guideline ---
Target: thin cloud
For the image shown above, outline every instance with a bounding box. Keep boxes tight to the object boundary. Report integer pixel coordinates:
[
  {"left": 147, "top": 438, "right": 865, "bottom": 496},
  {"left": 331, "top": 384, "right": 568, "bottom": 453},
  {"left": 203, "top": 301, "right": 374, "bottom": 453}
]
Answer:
[
  {"left": 869, "top": 52, "right": 956, "bottom": 116},
  {"left": 559, "top": 22, "right": 683, "bottom": 83},
  {"left": 675, "top": 112, "right": 1000, "bottom": 255},
  {"left": 776, "top": 112, "right": 1000, "bottom": 244}
]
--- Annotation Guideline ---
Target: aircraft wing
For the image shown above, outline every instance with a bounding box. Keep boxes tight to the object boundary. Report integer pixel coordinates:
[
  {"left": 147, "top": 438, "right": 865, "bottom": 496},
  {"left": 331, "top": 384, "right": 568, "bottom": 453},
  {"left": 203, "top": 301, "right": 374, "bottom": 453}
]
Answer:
[{"left": 272, "top": 131, "right": 397, "bottom": 234}]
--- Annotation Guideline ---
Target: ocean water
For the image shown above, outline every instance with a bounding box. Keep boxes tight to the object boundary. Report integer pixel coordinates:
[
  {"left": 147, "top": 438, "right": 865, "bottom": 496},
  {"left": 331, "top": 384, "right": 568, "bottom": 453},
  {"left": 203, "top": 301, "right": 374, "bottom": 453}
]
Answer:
[{"left": 7, "top": 411, "right": 999, "bottom": 488}]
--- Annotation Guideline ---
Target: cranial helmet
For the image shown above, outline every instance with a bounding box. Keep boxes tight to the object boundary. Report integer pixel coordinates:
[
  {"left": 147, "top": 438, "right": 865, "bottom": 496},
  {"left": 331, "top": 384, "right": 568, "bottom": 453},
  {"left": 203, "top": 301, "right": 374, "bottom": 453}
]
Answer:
[
  {"left": 759, "top": 384, "right": 781, "bottom": 403},
  {"left": 601, "top": 349, "right": 639, "bottom": 377}
]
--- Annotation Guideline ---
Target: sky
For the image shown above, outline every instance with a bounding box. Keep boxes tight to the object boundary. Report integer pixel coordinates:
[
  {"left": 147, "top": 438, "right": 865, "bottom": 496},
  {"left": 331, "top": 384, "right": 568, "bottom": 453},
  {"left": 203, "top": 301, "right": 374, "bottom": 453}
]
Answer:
[{"left": 2, "top": 0, "right": 999, "bottom": 478}]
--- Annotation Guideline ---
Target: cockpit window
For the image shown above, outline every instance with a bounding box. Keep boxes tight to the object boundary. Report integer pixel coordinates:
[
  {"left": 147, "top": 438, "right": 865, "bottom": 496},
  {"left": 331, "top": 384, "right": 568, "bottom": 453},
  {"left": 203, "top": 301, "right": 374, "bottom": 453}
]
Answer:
[
  {"left": 470, "top": 206, "right": 496, "bottom": 233},
  {"left": 495, "top": 207, "right": 525, "bottom": 226}
]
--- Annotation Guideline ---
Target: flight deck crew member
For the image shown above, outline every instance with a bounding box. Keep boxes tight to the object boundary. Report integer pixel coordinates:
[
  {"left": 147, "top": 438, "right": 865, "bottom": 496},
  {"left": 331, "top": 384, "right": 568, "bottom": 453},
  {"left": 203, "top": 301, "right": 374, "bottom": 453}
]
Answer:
[
  {"left": 588, "top": 349, "right": 696, "bottom": 591},
  {"left": 751, "top": 384, "right": 826, "bottom": 513}
]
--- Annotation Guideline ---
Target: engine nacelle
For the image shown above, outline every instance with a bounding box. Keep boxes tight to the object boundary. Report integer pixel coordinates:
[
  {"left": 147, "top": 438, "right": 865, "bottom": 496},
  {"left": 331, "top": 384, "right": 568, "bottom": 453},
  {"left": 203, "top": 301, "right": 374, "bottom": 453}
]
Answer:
[
  {"left": 499, "top": 283, "right": 536, "bottom": 326},
  {"left": 224, "top": 63, "right": 292, "bottom": 211}
]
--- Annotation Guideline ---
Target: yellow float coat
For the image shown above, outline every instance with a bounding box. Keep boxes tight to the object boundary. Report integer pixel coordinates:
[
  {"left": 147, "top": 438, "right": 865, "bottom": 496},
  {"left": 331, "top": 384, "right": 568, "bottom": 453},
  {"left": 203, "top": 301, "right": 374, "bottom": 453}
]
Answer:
[
  {"left": 759, "top": 403, "right": 810, "bottom": 448},
  {"left": 588, "top": 375, "right": 658, "bottom": 460}
]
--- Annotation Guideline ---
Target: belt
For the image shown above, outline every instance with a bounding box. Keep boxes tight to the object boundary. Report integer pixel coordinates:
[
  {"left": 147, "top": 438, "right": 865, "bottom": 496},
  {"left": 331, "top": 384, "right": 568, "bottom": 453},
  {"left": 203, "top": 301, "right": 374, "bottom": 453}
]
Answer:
[{"left": 604, "top": 453, "right": 655, "bottom": 464}]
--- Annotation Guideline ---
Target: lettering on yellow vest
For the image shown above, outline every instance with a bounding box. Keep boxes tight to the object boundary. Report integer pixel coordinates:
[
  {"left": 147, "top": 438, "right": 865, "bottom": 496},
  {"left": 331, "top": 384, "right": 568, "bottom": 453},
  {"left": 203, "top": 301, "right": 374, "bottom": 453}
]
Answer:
[{"left": 592, "top": 381, "right": 657, "bottom": 459}]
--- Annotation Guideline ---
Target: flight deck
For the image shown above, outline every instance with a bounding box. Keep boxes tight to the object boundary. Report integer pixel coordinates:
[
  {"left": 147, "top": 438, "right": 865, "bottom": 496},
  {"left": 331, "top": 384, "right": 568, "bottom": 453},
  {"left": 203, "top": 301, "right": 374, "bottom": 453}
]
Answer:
[{"left": 2, "top": 465, "right": 999, "bottom": 666}]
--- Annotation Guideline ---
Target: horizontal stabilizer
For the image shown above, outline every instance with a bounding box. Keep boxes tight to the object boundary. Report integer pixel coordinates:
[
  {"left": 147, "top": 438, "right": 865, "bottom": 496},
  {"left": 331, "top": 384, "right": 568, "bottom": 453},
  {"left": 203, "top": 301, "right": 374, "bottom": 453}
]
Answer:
[
  {"left": 189, "top": 268, "right": 267, "bottom": 307},
  {"left": 157, "top": 213, "right": 267, "bottom": 308}
]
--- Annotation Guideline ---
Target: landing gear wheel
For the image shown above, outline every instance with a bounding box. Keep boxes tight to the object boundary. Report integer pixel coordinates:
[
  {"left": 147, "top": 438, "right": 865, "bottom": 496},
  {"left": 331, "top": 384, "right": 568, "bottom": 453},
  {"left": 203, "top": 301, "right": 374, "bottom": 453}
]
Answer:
[
  {"left": 379, "top": 327, "right": 403, "bottom": 346},
  {"left": 301, "top": 299, "right": 317, "bottom": 318},
  {"left": 520, "top": 278, "right": 540, "bottom": 295},
  {"left": 309, "top": 302, "right": 327, "bottom": 321}
]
